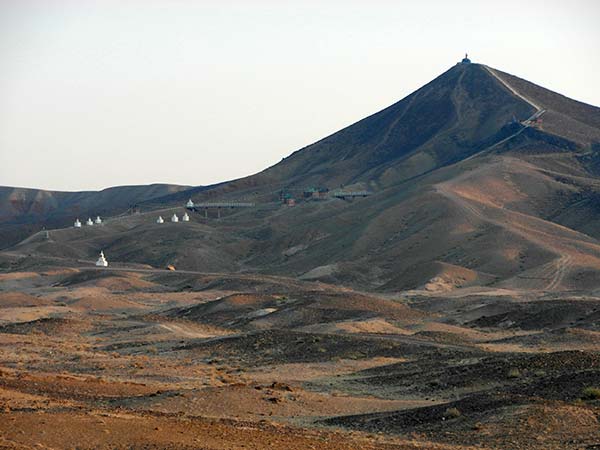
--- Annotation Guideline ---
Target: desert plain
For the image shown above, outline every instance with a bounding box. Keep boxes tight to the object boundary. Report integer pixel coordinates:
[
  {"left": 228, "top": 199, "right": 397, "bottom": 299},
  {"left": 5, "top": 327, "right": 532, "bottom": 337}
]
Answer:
[{"left": 0, "top": 250, "right": 598, "bottom": 449}]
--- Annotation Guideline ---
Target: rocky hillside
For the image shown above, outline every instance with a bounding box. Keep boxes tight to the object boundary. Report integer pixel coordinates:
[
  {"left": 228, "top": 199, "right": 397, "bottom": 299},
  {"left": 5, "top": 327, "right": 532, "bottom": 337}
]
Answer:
[
  {"left": 8, "top": 61, "right": 600, "bottom": 292},
  {"left": 0, "top": 184, "right": 190, "bottom": 248}
]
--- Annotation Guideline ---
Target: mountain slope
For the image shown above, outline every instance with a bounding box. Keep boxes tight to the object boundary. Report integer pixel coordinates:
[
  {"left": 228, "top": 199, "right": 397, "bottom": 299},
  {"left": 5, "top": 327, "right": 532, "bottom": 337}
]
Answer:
[
  {"left": 0, "top": 184, "right": 191, "bottom": 249},
  {"left": 209, "top": 63, "right": 535, "bottom": 193},
  {"left": 8, "top": 61, "right": 600, "bottom": 292}
]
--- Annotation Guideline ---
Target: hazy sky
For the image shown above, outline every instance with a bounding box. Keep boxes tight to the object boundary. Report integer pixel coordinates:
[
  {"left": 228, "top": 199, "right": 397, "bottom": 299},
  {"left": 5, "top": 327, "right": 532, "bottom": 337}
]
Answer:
[{"left": 1, "top": 0, "right": 599, "bottom": 192}]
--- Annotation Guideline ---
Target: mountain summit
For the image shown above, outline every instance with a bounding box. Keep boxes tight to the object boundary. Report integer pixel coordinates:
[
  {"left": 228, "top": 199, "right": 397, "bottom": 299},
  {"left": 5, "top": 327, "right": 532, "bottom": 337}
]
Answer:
[
  {"left": 4, "top": 61, "right": 600, "bottom": 292},
  {"left": 259, "top": 61, "right": 536, "bottom": 188}
]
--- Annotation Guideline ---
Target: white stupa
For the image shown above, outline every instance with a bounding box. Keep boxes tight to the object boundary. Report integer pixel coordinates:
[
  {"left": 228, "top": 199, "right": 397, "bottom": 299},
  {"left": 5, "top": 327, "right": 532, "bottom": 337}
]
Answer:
[
  {"left": 86, "top": 218, "right": 94, "bottom": 226},
  {"left": 95, "top": 216, "right": 102, "bottom": 224},
  {"left": 171, "top": 213, "right": 179, "bottom": 223},
  {"left": 186, "top": 199, "right": 194, "bottom": 208},
  {"left": 182, "top": 212, "right": 190, "bottom": 222},
  {"left": 95, "top": 250, "right": 108, "bottom": 267},
  {"left": 156, "top": 216, "right": 164, "bottom": 224},
  {"left": 74, "top": 218, "right": 82, "bottom": 228}
]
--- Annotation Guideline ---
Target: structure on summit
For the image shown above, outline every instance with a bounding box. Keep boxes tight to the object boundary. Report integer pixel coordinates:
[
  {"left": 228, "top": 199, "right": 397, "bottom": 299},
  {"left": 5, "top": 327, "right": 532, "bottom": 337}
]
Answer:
[
  {"left": 461, "top": 53, "right": 471, "bottom": 64},
  {"left": 74, "top": 218, "right": 82, "bottom": 228},
  {"left": 95, "top": 250, "right": 108, "bottom": 267}
]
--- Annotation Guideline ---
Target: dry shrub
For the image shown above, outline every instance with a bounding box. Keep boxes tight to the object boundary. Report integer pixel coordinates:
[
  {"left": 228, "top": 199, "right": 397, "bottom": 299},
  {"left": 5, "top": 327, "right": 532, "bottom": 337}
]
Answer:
[
  {"left": 581, "top": 387, "right": 600, "bottom": 400},
  {"left": 444, "top": 407, "right": 461, "bottom": 419},
  {"left": 507, "top": 368, "right": 521, "bottom": 378}
]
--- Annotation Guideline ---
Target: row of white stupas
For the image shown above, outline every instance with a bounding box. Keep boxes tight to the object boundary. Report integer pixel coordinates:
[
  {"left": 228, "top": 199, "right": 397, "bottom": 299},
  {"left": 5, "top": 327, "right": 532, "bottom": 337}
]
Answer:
[
  {"left": 92, "top": 200, "right": 195, "bottom": 270},
  {"left": 74, "top": 216, "right": 102, "bottom": 228},
  {"left": 157, "top": 212, "right": 189, "bottom": 224}
]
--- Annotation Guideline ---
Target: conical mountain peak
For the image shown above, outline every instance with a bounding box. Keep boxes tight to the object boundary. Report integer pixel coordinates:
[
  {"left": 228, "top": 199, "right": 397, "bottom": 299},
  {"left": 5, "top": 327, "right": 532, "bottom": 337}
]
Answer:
[
  {"left": 258, "top": 62, "right": 537, "bottom": 188},
  {"left": 4, "top": 62, "right": 600, "bottom": 296}
]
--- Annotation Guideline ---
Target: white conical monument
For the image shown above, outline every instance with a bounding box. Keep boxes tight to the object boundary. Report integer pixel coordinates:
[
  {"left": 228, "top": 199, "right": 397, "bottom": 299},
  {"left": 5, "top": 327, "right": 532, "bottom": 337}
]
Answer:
[
  {"left": 95, "top": 216, "right": 102, "bottom": 224},
  {"left": 95, "top": 250, "right": 108, "bottom": 267},
  {"left": 186, "top": 199, "right": 194, "bottom": 208},
  {"left": 182, "top": 212, "right": 190, "bottom": 222},
  {"left": 171, "top": 213, "right": 179, "bottom": 223},
  {"left": 74, "top": 218, "right": 82, "bottom": 228},
  {"left": 156, "top": 216, "right": 164, "bottom": 224},
  {"left": 86, "top": 218, "right": 94, "bottom": 226}
]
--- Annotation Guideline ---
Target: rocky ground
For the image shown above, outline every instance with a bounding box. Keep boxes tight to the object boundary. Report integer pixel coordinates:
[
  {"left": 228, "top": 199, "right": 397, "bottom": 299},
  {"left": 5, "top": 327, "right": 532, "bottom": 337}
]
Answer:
[{"left": 0, "top": 256, "right": 598, "bottom": 449}]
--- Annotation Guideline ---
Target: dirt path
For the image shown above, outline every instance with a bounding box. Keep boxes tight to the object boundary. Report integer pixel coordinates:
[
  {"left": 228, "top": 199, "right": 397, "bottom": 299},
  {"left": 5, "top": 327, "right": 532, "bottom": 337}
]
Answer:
[
  {"left": 1, "top": 250, "right": 302, "bottom": 283},
  {"left": 434, "top": 179, "right": 599, "bottom": 291},
  {"left": 483, "top": 65, "right": 543, "bottom": 111},
  {"left": 371, "top": 91, "right": 420, "bottom": 156},
  {"left": 158, "top": 322, "right": 219, "bottom": 339},
  {"left": 545, "top": 254, "right": 573, "bottom": 291},
  {"left": 461, "top": 66, "right": 545, "bottom": 164},
  {"left": 461, "top": 124, "right": 531, "bottom": 163}
]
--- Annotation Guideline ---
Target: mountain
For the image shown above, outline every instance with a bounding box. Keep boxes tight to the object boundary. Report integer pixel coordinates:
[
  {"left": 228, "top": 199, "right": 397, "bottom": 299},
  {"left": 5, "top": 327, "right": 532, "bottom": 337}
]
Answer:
[
  {"left": 7, "top": 60, "right": 600, "bottom": 292},
  {"left": 0, "top": 184, "right": 191, "bottom": 249}
]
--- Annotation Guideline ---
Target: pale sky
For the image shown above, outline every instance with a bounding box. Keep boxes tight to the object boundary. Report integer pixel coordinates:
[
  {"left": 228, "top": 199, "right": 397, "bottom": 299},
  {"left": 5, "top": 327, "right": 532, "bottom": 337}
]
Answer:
[{"left": 1, "top": 0, "right": 599, "bottom": 192}]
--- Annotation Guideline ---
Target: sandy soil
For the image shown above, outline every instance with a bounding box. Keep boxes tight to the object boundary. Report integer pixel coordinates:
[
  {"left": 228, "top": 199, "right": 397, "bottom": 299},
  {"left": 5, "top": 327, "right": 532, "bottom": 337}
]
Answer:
[{"left": 0, "top": 266, "right": 598, "bottom": 449}]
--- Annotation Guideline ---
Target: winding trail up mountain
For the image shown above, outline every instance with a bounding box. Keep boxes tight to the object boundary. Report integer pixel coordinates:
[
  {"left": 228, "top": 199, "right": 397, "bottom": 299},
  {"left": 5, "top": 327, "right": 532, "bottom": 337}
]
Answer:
[
  {"left": 483, "top": 65, "right": 543, "bottom": 112},
  {"left": 434, "top": 175, "right": 593, "bottom": 290},
  {"left": 462, "top": 66, "right": 548, "bottom": 163},
  {"left": 5, "top": 61, "right": 600, "bottom": 292}
]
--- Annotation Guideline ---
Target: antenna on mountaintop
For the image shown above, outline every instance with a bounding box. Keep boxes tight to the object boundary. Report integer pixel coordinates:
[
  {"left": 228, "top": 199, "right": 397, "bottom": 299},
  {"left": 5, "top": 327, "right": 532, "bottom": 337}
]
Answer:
[{"left": 461, "top": 53, "right": 472, "bottom": 64}]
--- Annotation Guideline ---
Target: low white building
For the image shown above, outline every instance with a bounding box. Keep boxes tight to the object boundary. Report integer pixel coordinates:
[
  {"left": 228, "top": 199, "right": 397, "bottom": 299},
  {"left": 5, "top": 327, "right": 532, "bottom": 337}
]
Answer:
[
  {"left": 96, "top": 250, "right": 108, "bottom": 267},
  {"left": 74, "top": 218, "right": 82, "bottom": 228},
  {"left": 95, "top": 216, "right": 102, "bottom": 224},
  {"left": 171, "top": 213, "right": 179, "bottom": 223},
  {"left": 156, "top": 216, "right": 164, "bottom": 224},
  {"left": 86, "top": 218, "right": 94, "bottom": 226},
  {"left": 182, "top": 212, "right": 190, "bottom": 222},
  {"left": 186, "top": 199, "right": 194, "bottom": 208}
]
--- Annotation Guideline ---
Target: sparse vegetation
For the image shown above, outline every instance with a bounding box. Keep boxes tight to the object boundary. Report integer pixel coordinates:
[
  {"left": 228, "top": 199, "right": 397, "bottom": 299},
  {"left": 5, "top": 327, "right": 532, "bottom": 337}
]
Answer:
[
  {"left": 581, "top": 387, "right": 600, "bottom": 400},
  {"left": 507, "top": 368, "right": 521, "bottom": 378},
  {"left": 444, "top": 407, "right": 462, "bottom": 419}
]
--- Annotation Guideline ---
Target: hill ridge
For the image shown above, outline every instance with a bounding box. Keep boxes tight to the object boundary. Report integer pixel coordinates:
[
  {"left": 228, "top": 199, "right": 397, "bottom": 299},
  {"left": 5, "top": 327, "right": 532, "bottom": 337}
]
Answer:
[{"left": 4, "top": 62, "right": 600, "bottom": 292}]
